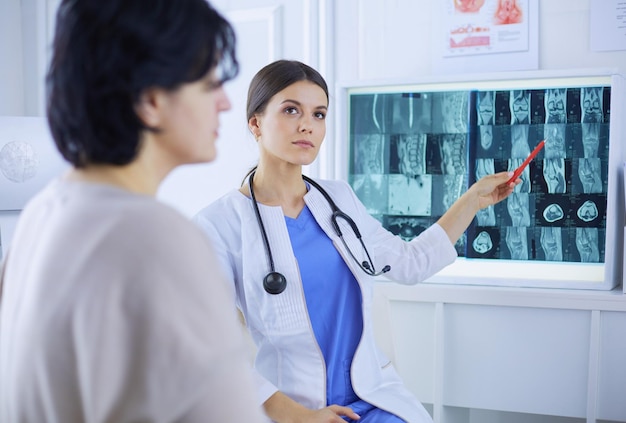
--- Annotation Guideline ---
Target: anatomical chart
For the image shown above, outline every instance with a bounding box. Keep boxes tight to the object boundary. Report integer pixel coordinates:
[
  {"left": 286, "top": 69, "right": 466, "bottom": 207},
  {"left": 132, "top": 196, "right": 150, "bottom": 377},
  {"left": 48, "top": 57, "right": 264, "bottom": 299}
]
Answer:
[{"left": 348, "top": 85, "right": 610, "bottom": 263}]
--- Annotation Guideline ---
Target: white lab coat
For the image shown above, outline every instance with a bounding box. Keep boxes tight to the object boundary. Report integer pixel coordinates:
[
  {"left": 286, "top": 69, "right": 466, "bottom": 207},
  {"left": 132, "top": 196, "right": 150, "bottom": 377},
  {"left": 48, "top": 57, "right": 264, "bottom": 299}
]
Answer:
[{"left": 193, "top": 178, "right": 457, "bottom": 423}]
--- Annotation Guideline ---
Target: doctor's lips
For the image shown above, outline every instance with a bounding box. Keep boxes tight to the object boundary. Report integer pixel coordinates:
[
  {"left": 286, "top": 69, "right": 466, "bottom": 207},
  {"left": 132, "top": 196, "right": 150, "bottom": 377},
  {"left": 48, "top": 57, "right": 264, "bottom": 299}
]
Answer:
[{"left": 293, "top": 140, "right": 314, "bottom": 148}]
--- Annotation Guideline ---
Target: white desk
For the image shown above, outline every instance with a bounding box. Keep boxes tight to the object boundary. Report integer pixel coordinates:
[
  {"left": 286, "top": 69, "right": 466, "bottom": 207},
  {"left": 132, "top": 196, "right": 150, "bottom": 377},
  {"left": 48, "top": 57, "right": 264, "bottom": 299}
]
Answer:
[{"left": 372, "top": 282, "right": 626, "bottom": 423}]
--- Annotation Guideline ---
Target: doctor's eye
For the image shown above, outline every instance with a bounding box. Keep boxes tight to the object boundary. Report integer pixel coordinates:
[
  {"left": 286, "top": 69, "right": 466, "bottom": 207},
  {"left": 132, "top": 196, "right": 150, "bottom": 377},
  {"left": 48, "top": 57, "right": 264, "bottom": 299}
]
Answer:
[{"left": 284, "top": 106, "right": 299, "bottom": 115}]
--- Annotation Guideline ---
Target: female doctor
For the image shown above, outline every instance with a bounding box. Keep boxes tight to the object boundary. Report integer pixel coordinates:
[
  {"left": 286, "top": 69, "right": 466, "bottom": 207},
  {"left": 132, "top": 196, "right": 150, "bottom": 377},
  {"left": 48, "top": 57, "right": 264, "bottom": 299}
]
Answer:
[{"left": 193, "top": 60, "right": 519, "bottom": 423}]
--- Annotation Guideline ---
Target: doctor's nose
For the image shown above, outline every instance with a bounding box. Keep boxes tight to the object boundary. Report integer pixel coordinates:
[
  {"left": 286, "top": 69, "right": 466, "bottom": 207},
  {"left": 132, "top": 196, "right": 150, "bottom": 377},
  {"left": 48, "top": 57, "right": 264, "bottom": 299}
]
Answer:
[{"left": 299, "top": 117, "right": 313, "bottom": 133}]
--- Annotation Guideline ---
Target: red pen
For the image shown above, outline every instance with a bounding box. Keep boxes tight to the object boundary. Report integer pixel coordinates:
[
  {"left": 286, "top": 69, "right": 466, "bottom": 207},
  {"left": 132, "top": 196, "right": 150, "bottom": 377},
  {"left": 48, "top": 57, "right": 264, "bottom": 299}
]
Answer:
[{"left": 507, "top": 140, "right": 545, "bottom": 184}]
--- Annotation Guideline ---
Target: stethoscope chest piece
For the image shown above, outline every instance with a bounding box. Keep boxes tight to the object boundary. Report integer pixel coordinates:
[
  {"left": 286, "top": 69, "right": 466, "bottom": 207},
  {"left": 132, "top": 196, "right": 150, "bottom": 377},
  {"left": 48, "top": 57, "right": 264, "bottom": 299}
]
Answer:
[{"left": 263, "top": 271, "right": 287, "bottom": 295}]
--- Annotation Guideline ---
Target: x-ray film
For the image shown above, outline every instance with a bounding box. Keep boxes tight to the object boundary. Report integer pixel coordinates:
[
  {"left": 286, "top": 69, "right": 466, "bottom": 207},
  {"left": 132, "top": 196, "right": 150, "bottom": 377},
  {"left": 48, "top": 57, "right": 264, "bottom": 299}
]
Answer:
[{"left": 348, "top": 83, "right": 612, "bottom": 265}]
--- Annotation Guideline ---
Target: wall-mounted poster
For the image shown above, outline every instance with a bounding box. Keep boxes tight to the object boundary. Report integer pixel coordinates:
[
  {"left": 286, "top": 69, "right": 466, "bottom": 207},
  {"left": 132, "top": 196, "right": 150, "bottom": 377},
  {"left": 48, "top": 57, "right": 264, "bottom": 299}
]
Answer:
[
  {"left": 444, "top": 0, "right": 529, "bottom": 57},
  {"left": 338, "top": 70, "right": 625, "bottom": 290},
  {"left": 0, "top": 117, "right": 68, "bottom": 211},
  {"left": 433, "top": 0, "right": 539, "bottom": 74}
]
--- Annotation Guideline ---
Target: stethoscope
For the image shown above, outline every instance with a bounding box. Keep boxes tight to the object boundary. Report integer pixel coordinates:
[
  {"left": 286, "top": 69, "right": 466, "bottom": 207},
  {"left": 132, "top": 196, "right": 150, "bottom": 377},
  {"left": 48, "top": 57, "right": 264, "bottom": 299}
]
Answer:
[{"left": 248, "top": 171, "right": 391, "bottom": 295}]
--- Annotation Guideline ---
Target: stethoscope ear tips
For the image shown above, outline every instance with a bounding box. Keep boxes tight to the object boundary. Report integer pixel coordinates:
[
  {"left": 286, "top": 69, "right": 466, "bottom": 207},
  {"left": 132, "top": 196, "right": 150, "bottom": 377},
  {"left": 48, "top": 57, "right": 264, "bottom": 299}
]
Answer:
[{"left": 264, "top": 271, "right": 287, "bottom": 295}]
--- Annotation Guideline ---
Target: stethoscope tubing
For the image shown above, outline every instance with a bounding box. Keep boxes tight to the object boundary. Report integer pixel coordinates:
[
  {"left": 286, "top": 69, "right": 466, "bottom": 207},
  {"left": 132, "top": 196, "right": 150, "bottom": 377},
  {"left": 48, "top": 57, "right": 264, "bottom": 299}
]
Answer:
[{"left": 248, "top": 171, "right": 390, "bottom": 294}]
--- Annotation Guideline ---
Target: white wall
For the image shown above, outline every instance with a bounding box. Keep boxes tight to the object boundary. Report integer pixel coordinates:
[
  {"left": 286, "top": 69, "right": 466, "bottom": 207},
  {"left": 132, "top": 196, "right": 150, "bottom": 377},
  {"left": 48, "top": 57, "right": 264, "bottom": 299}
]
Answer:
[
  {"left": 2, "top": 0, "right": 626, "bottom": 246},
  {"left": 0, "top": 0, "right": 24, "bottom": 116},
  {"left": 0, "top": 0, "right": 56, "bottom": 257},
  {"left": 333, "top": 0, "right": 626, "bottom": 84}
]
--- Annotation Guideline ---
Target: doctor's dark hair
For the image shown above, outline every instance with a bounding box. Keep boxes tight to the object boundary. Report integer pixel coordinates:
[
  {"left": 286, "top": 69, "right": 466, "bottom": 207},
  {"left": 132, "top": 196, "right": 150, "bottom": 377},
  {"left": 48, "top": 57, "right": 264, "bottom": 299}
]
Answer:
[
  {"left": 246, "top": 60, "right": 329, "bottom": 121},
  {"left": 242, "top": 60, "right": 329, "bottom": 184},
  {"left": 47, "top": 0, "right": 238, "bottom": 167}
]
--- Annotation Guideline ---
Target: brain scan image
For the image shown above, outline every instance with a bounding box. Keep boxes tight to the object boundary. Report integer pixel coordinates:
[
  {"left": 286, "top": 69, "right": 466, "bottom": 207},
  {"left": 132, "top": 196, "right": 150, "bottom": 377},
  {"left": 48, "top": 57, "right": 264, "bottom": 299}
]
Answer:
[{"left": 0, "top": 141, "right": 40, "bottom": 183}]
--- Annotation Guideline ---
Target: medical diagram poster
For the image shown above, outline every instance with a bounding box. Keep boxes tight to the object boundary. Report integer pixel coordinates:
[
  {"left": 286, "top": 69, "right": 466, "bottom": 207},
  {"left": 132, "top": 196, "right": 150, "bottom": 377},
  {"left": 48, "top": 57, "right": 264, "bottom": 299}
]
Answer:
[{"left": 443, "top": 0, "right": 529, "bottom": 57}]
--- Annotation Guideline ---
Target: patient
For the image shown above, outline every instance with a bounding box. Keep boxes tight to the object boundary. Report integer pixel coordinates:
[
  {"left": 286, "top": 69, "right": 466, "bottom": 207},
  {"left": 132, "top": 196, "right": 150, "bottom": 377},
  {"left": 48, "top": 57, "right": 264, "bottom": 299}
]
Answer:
[{"left": 0, "top": 1, "right": 267, "bottom": 422}]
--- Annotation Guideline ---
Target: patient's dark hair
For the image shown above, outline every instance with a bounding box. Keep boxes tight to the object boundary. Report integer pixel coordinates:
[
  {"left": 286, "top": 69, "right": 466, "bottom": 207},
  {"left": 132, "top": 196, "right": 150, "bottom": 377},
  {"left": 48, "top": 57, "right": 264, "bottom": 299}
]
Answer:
[{"left": 47, "top": 0, "right": 238, "bottom": 167}]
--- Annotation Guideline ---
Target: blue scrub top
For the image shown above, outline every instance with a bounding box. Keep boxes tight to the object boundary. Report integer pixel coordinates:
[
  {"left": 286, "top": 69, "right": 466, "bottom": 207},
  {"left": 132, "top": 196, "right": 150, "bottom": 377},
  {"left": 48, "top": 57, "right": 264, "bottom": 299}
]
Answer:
[
  {"left": 285, "top": 205, "right": 362, "bottom": 407},
  {"left": 285, "top": 204, "right": 407, "bottom": 423}
]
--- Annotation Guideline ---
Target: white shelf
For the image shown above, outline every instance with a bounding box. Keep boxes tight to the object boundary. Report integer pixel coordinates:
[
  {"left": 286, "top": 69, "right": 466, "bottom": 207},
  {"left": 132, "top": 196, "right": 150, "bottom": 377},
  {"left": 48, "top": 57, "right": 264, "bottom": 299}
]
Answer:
[{"left": 375, "top": 280, "right": 626, "bottom": 311}]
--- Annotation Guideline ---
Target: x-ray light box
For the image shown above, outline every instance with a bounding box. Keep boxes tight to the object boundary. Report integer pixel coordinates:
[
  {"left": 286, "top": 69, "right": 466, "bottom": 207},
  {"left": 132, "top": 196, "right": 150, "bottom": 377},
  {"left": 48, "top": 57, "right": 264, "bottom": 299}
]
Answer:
[{"left": 336, "top": 69, "right": 625, "bottom": 290}]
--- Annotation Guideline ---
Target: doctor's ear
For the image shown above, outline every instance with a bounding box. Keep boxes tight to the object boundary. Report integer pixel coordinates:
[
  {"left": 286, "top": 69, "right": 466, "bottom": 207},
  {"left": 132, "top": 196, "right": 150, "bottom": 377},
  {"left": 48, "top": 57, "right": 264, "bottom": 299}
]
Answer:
[{"left": 248, "top": 115, "right": 261, "bottom": 139}]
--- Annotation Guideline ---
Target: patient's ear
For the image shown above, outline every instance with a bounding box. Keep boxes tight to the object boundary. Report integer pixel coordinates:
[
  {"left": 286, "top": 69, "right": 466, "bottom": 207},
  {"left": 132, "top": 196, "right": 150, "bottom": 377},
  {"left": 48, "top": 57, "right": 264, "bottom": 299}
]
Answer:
[{"left": 135, "top": 88, "right": 164, "bottom": 128}]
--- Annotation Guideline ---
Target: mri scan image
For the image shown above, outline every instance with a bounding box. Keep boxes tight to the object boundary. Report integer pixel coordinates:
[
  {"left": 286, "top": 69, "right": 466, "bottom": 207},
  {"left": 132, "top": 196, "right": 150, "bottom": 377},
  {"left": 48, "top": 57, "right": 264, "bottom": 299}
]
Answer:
[{"left": 349, "top": 85, "right": 610, "bottom": 263}]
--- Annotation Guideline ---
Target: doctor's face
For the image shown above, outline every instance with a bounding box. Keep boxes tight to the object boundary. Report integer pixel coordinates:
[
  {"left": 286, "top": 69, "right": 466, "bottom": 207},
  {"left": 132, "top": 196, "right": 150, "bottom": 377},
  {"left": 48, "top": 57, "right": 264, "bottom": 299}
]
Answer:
[{"left": 252, "top": 81, "right": 328, "bottom": 167}]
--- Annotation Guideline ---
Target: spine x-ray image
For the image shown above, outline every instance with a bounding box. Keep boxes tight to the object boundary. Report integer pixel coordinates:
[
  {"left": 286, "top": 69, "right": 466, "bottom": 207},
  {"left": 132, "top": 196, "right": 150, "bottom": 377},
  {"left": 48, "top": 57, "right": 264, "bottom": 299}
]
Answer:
[{"left": 349, "top": 91, "right": 470, "bottom": 255}]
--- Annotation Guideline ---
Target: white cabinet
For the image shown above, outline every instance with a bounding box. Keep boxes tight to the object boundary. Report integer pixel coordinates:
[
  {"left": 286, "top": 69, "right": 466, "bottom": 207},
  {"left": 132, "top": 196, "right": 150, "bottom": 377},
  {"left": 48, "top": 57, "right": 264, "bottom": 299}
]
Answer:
[{"left": 372, "top": 283, "right": 626, "bottom": 423}]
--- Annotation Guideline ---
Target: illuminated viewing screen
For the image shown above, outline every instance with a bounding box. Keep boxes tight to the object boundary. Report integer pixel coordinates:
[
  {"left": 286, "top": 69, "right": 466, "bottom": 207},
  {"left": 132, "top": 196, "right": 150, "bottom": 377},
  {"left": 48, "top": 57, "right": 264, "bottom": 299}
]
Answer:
[{"left": 347, "top": 79, "right": 614, "bottom": 281}]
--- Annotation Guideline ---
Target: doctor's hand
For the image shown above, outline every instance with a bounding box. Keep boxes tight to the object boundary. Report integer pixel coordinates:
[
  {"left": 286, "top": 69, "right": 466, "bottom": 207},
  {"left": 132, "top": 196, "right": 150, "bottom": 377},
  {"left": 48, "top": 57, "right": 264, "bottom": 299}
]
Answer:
[
  {"left": 471, "top": 171, "right": 519, "bottom": 210},
  {"left": 264, "top": 392, "right": 360, "bottom": 422},
  {"left": 300, "top": 404, "right": 361, "bottom": 422}
]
